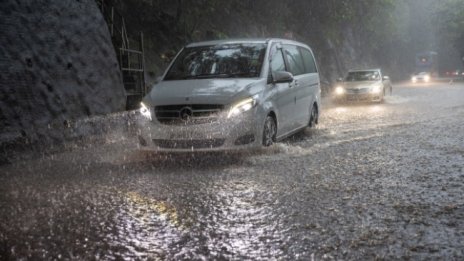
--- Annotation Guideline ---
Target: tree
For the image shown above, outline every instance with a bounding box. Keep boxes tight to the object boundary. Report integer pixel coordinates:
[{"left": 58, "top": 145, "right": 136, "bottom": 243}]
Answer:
[{"left": 435, "top": 0, "right": 464, "bottom": 65}]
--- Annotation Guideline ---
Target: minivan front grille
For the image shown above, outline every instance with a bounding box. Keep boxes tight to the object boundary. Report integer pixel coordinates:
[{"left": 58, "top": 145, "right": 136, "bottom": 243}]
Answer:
[
  {"left": 347, "top": 88, "right": 370, "bottom": 94},
  {"left": 153, "top": 138, "right": 225, "bottom": 149},
  {"left": 155, "top": 104, "right": 224, "bottom": 125}
]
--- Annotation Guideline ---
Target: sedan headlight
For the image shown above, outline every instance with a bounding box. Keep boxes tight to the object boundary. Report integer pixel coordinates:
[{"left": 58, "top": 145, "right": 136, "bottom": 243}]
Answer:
[
  {"left": 227, "top": 97, "right": 256, "bottom": 118},
  {"left": 424, "top": 75, "right": 430, "bottom": 82},
  {"left": 140, "top": 102, "right": 152, "bottom": 120},
  {"left": 334, "top": 86, "right": 345, "bottom": 95},
  {"left": 371, "top": 85, "right": 382, "bottom": 93},
  {"left": 411, "top": 76, "right": 417, "bottom": 82}
]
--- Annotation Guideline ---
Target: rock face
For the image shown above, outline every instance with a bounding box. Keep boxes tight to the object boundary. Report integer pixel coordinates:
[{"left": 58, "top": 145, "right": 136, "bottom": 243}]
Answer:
[{"left": 0, "top": 0, "right": 125, "bottom": 143}]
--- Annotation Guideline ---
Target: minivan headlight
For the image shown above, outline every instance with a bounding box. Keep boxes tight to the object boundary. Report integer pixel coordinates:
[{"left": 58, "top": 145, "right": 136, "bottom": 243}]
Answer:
[
  {"left": 227, "top": 97, "right": 256, "bottom": 118},
  {"left": 140, "top": 102, "right": 152, "bottom": 120}
]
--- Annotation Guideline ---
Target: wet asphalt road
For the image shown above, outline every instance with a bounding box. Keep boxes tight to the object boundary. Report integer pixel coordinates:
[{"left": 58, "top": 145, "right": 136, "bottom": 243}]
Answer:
[{"left": 1, "top": 81, "right": 464, "bottom": 260}]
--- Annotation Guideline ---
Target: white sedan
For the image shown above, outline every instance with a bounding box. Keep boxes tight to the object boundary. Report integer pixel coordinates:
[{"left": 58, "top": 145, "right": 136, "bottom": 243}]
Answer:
[
  {"left": 411, "top": 72, "right": 431, "bottom": 83},
  {"left": 333, "top": 69, "right": 393, "bottom": 103}
]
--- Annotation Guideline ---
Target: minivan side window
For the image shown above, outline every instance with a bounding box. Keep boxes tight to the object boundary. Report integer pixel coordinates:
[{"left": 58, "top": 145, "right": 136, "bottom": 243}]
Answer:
[
  {"left": 270, "top": 48, "right": 286, "bottom": 73},
  {"left": 283, "top": 44, "right": 305, "bottom": 76},
  {"left": 299, "top": 47, "right": 317, "bottom": 74}
]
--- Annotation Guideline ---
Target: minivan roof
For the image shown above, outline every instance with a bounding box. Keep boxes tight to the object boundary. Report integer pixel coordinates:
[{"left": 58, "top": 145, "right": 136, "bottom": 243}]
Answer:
[{"left": 186, "top": 38, "right": 308, "bottom": 48}]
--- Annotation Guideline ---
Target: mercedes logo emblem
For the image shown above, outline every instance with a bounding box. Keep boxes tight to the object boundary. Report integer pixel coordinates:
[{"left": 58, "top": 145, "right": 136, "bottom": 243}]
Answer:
[{"left": 179, "top": 107, "right": 193, "bottom": 121}]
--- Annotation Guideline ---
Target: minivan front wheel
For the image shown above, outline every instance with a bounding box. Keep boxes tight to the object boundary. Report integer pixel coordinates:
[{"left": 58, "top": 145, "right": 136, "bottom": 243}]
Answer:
[
  {"left": 262, "top": 115, "right": 277, "bottom": 146},
  {"left": 309, "top": 104, "right": 318, "bottom": 128}
]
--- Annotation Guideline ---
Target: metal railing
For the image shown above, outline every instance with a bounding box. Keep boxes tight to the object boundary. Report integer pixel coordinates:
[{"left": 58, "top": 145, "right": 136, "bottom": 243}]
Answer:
[
  {"left": 96, "top": 0, "right": 146, "bottom": 109},
  {"left": 96, "top": 0, "right": 129, "bottom": 49}
]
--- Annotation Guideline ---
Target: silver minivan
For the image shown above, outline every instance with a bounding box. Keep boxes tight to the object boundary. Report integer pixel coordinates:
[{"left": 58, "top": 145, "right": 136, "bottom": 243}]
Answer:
[{"left": 138, "top": 38, "right": 321, "bottom": 151}]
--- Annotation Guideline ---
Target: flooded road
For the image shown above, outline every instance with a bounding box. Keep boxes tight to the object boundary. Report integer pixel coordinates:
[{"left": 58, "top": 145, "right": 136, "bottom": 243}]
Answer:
[{"left": 1, "top": 81, "right": 464, "bottom": 260}]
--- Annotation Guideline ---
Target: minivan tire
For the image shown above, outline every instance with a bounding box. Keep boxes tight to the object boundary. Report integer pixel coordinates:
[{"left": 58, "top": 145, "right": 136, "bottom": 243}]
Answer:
[
  {"left": 263, "top": 115, "right": 277, "bottom": 146},
  {"left": 309, "top": 104, "right": 318, "bottom": 128}
]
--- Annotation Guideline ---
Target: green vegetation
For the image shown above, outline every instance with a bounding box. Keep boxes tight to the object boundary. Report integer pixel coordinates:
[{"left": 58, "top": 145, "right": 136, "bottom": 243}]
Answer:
[
  {"left": 110, "top": 0, "right": 463, "bottom": 83},
  {"left": 435, "top": 0, "right": 464, "bottom": 62}
]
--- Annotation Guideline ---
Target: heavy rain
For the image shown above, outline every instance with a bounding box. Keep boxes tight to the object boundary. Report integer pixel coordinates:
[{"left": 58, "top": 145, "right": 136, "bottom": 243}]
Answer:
[{"left": 1, "top": 0, "right": 464, "bottom": 260}]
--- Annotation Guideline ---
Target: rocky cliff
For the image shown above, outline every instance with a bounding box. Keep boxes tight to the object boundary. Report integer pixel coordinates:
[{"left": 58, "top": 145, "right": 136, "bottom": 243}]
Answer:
[{"left": 0, "top": 0, "right": 126, "bottom": 145}]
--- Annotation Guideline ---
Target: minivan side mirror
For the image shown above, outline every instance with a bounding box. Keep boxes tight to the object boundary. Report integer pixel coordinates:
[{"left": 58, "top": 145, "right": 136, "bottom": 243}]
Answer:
[
  {"left": 155, "top": 76, "right": 163, "bottom": 84},
  {"left": 383, "top": 76, "right": 390, "bottom": 81},
  {"left": 273, "top": 71, "right": 294, "bottom": 83}
]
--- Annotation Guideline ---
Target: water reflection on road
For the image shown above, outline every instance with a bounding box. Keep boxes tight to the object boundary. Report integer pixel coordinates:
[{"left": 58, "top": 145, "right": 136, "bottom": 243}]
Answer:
[{"left": 1, "top": 82, "right": 464, "bottom": 260}]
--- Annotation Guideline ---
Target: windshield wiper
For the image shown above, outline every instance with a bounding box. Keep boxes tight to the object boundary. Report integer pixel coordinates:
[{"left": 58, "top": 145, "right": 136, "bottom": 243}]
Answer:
[
  {"left": 183, "top": 73, "right": 230, "bottom": 79},
  {"left": 226, "top": 72, "right": 256, "bottom": 78},
  {"left": 183, "top": 72, "right": 255, "bottom": 79}
]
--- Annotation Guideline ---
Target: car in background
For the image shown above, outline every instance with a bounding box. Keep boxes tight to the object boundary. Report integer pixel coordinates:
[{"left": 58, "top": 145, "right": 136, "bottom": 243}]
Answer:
[
  {"left": 333, "top": 69, "right": 392, "bottom": 103},
  {"left": 444, "top": 70, "right": 464, "bottom": 77},
  {"left": 138, "top": 38, "right": 321, "bottom": 151},
  {"left": 411, "top": 72, "right": 431, "bottom": 83}
]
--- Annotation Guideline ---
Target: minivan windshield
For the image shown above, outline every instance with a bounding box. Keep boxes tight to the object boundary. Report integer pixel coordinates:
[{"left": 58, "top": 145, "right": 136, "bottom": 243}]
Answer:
[
  {"left": 164, "top": 43, "right": 266, "bottom": 80},
  {"left": 345, "top": 71, "right": 380, "bottom": 82}
]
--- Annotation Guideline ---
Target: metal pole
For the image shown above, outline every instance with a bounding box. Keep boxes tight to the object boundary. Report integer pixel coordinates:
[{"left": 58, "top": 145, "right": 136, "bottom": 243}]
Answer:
[{"left": 140, "top": 32, "right": 146, "bottom": 96}]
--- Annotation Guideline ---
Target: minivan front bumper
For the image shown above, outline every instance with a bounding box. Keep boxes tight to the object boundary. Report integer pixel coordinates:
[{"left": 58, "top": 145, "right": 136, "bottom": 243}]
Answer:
[
  {"left": 334, "top": 89, "right": 382, "bottom": 103},
  {"left": 136, "top": 111, "right": 262, "bottom": 152}
]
